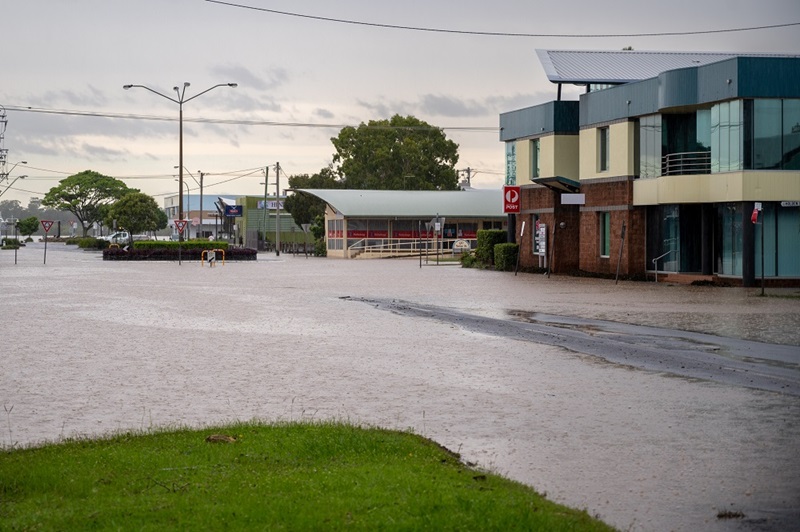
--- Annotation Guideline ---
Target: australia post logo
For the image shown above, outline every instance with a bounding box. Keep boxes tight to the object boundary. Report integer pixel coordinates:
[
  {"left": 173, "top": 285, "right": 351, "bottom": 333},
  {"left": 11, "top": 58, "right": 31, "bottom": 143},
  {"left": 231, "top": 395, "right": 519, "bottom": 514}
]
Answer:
[{"left": 503, "top": 185, "right": 521, "bottom": 214}]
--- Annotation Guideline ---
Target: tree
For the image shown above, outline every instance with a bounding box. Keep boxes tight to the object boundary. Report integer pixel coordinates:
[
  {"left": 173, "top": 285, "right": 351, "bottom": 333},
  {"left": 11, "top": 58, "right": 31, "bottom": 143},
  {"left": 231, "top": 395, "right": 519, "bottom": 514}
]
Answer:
[
  {"left": 42, "top": 170, "right": 131, "bottom": 237},
  {"left": 283, "top": 166, "right": 342, "bottom": 225},
  {"left": 17, "top": 216, "right": 39, "bottom": 238},
  {"left": 105, "top": 192, "right": 167, "bottom": 246},
  {"left": 331, "top": 115, "right": 459, "bottom": 191}
]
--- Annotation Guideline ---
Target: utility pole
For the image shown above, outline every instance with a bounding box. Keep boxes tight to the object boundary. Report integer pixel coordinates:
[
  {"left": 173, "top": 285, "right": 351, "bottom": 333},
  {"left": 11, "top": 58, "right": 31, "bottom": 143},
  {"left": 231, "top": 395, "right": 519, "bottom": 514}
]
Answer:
[
  {"left": 268, "top": 166, "right": 269, "bottom": 251},
  {"left": 275, "top": 162, "right": 281, "bottom": 256},
  {"left": 198, "top": 170, "right": 204, "bottom": 239}
]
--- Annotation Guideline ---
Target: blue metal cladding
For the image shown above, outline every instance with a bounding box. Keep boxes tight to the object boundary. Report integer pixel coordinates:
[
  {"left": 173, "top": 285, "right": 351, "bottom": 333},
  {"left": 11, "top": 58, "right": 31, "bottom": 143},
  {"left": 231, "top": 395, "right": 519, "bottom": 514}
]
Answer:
[
  {"left": 577, "top": 57, "right": 800, "bottom": 127},
  {"left": 499, "top": 100, "right": 579, "bottom": 141}
]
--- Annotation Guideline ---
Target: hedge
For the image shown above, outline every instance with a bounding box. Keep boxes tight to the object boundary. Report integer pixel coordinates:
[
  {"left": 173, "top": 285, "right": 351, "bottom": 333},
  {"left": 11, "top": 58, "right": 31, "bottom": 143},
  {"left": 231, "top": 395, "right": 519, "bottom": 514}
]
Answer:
[
  {"left": 103, "top": 245, "right": 256, "bottom": 261},
  {"left": 493, "top": 243, "right": 519, "bottom": 272},
  {"left": 474, "top": 229, "right": 507, "bottom": 265}
]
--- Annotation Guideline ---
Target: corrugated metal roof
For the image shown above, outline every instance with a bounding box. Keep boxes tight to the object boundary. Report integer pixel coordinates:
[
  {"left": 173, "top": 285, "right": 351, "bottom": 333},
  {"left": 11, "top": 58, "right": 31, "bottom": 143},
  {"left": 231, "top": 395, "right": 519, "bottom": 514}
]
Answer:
[
  {"left": 536, "top": 49, "right": 799, "bottom": 85},
  {"left": 295, "top": 189, "right": 505, "bottom": 218}
]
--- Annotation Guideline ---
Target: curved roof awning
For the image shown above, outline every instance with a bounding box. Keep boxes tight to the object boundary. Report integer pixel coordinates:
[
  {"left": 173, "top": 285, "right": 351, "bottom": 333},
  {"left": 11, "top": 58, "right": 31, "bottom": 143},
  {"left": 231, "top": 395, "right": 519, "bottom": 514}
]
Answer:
[{"left": 293, "top": 189, "right": 506, "bottom": 218}]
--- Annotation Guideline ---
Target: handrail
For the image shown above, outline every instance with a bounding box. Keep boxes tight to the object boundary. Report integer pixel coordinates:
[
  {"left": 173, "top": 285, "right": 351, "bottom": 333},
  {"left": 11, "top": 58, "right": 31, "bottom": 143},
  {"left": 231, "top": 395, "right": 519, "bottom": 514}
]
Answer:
[
  {"left": 652, "top": 249, "right": 677, "bottom": 283},
  {"left": 662, "top": 151, "right": 711, "bottom": 176}
]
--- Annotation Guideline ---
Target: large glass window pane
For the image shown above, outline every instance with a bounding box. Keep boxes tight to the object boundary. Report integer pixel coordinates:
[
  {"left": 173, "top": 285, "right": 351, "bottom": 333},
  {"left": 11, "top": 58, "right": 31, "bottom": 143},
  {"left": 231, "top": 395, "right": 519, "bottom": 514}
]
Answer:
[
  {"left": 783, "top": 99, "right": 800, "bottom": 170},
  {"left": 719, "top": 102, "right": 730, "bottom": 171},
  {"left": 754, "top": 203, "right": 777, "bottom": 277},
  {"left": 639, "top": 115, "right": 662, "bottom": 178},
  {"left": 729, "top": 100, "right": 742, "bottom": 170},
  {"left": 753, "top": 99, "right": 782, "bottom": 169},
  {"left": 711, "top": 105, "right": 720, "bottom": 172},
  {"left": 505, "top": 142, "right": 517, "bottom": 185},
  {"left": 716, "top": 203, "right": 743, "bottom": 276},
  {"left": 776, "top": 205, "right": 800, "bottom": 276},
  {"left": 696, "top": 109, "right": 711, "bottom": 152}
]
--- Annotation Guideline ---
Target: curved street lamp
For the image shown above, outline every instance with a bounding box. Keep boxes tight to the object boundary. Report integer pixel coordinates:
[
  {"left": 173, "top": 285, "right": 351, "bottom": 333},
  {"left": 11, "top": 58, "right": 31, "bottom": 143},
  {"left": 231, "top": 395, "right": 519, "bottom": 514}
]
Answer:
[
  {"left": 0, "top": 174, "right": 27, "bottom": 199},
  {"left": 1, "top": 160, "right": 27, "bottom": 183},
  {"left": 123, "top": 82, "right": 236, "bottom": 224}
]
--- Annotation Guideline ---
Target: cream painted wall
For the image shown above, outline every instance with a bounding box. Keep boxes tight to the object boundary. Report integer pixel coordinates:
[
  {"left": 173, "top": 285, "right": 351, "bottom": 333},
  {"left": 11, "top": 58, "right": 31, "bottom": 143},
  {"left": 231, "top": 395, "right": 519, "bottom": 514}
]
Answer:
[
  {"left": 544, "top": 135, "right": 580, "bottom": 179},
  {"left": 633, "top": 171, "right": 800, "bottom": 205},
  {"left": 579, "top": 122, "right": 635, "bottom": 180},
  {"left": 514, "top": 135, "right": 579, "bottom": 182}
]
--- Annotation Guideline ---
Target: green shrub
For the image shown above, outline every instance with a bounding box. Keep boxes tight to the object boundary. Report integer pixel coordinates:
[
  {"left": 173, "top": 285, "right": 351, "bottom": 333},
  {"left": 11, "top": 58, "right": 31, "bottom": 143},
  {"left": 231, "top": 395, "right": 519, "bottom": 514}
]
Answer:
[
  {"left": 474, "top": 229, "right": 506, "bottom": 265},
  {"left": 77, "top": 238, "right": 108, "bottom": 249},
  {"left": 459, "top": 252, "right": 479, "bottom": 268},
  {"left": 494, "top": 243, "right": 519, "bottom": 271},
  {"left": 1, "top": 238, "right": 21, "bottom": 249},
  {"left": 314, "top": 238, "right": 327, "bottom": 257},
  {"left": 133, "top": 240, "right": 229, "bottom": 251}
]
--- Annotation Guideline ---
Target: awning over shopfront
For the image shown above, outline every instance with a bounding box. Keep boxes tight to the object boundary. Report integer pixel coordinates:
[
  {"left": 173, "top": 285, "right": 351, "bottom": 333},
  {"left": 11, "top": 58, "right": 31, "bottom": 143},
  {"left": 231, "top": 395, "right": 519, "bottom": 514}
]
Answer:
[{"left": 531, "top": 176, "right": 581, "bottom": 193}]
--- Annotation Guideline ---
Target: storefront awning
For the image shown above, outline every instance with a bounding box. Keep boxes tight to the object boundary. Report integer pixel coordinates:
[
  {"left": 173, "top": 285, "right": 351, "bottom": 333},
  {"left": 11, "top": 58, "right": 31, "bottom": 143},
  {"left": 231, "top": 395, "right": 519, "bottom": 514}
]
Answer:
[{"left": 531, "top": 176, "right": 581, "bottom": 193}]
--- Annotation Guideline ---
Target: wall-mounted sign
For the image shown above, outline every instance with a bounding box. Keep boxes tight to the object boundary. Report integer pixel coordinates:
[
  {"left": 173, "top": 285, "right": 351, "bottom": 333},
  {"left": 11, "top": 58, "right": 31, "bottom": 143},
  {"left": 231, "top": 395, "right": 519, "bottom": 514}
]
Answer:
[{"left": 224, "top": 205, "right": 243, "bottom": 217}]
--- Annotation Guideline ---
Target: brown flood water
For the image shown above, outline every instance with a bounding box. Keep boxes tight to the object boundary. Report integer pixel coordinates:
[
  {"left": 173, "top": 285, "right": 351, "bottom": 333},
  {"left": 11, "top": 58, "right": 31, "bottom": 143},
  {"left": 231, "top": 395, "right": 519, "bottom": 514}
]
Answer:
[{"left": 2, "top": 243, "right": 799, "bottom": 531}]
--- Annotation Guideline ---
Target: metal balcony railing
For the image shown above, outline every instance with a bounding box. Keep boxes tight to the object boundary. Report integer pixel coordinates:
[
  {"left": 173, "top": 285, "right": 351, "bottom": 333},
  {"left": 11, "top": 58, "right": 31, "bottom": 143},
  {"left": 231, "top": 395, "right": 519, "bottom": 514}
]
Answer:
[{"left": 662, "top": 151, "right": 711, "bottom": 176}]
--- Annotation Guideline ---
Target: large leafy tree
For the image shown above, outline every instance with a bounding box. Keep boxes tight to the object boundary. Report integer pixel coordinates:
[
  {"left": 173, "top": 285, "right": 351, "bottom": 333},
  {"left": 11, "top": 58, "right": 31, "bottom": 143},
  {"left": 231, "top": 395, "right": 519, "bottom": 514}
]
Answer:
[
  {"left": 283, "top": 166, "right": 342, "bottom": 225},
  {"left": 105, "top": 192, "right": 167, "bottom": 246},
  {"left": 42, "top": 170, "right": 131, "bottom": 236},
  {"left": 331, "top": 115, "right": 459, "bottom": 191}
]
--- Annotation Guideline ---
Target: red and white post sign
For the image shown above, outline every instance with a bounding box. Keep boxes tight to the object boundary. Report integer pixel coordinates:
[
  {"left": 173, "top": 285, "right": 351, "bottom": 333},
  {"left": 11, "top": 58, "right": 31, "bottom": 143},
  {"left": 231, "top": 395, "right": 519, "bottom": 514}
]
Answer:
[
  {"left": 503, "top": 185, "right": 521, "bottom": 214},
  {"left": 40, "top": 220, "right": 54, "bottom": 233},
  {"left": 174, "top": 219, "right": 189, "bottom": 234}
]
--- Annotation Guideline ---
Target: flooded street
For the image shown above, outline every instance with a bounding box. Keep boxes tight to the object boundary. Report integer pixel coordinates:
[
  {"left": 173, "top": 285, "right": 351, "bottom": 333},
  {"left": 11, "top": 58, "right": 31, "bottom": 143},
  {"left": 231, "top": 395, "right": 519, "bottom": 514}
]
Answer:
[{"left": 2, "top": 243, "right": 799, "bottom": 531}]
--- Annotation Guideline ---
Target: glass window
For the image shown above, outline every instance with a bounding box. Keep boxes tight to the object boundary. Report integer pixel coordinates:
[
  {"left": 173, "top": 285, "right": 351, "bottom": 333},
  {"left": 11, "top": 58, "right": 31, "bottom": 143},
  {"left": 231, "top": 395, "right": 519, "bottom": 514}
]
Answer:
[
  {"left": 711, "top": 101, "right": 744, "bottom": 172},
  {"left": 716, "top": 203, "right": 743, "bottom": 276},
  {"left": 505, "top": 142, "right": 517, "bottom": 185},
  {"left": 600, "top": 212, "right": 611, "bottom": 257},
  {"left": 639, "top": 115, "right": 662, "bottom": 178},
  {"left": 753, "top": 99, "right": 782, "bottom": 170},
  {"left": 598, "top": 127, "right": 609, "bottom": 172},
  {"left": 783, "top": 100, "right": 800, "bottom": 170},
  {"left": 530, "top": 138, "right": 540, "bottom": 179}
]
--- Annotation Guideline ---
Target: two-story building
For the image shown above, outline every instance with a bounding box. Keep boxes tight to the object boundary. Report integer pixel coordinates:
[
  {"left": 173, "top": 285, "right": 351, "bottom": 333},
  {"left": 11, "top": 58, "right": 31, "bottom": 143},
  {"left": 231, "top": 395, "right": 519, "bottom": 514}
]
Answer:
[{"left": 501, "top": 50, "right": 800, "bottom": 286}]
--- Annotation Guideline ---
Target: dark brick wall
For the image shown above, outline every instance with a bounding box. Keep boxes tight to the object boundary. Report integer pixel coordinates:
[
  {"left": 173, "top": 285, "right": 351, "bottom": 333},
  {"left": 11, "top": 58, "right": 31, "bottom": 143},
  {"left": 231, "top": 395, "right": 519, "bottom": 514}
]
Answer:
[{"left": 516, "top": 179, "right": 646, "bottom": 277}]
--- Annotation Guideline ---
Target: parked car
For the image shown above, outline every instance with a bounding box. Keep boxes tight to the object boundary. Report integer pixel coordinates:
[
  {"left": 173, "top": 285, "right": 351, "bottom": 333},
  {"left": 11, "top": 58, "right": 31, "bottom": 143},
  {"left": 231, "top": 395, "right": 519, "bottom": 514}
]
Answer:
[{"left": 99, "top": 232, "right": 152, "bottom": 244}]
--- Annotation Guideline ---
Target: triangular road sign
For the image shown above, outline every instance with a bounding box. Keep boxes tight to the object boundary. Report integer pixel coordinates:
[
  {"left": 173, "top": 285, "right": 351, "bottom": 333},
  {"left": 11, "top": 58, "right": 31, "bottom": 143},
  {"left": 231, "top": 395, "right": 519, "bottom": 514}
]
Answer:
[
  {"left": 174, "top": 219, "right": 188, "bottom": 233},
  {"left": 41, "top": 220, "right": 54, "bottom": 233}
]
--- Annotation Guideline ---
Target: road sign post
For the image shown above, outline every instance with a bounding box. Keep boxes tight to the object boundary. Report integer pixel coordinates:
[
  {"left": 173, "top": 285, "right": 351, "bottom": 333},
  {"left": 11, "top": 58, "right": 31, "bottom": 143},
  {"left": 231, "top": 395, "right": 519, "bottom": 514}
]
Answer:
[
  {"left": 174, "top": 219, "right": 189, "bottom": 265},
  {"left": 40, "top": 220, "right": 54, "bottom": 264}
]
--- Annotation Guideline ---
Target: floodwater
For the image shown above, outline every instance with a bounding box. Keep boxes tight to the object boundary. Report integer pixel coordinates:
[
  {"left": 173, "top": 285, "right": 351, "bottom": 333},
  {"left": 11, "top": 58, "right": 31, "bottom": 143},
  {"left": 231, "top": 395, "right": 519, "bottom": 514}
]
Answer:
[{"left": 2, "top": 243, "right": 799, "bottom": 531}]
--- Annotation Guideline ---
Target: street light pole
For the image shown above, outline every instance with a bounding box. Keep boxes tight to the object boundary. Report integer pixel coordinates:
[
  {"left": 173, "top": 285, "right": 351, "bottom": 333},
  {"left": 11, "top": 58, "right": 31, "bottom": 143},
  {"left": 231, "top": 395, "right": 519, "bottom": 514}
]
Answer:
[
  {"left": 174, "top": 166, "right": 204, "bottom": 238},
  {"left": 275, "top": 162, "right": 281, "bottom": 256},
  {"left": 123, "top": 82, "right": 237, "bottom": 228},
  {"left": 0, "top": 175, "right": 26, "bottom": 199},
  {"left": 0, "top": 161, "right": 27, "bottom": 184},
  {"left": 261, "top": 166, "right": 269, "bottom": 250}
]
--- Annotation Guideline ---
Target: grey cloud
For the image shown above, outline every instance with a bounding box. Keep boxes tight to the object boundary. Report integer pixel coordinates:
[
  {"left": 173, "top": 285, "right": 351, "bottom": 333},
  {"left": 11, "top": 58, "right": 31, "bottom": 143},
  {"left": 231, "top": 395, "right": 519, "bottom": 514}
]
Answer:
[
  {"left": 210, "top": 64, "right": 289, "bottom": 92},
  {"left": 419, "top": 94, "right": 488, "bottom": 118},
  {"left": 314, "top": 108, "right": 335, "bottom": 119}
]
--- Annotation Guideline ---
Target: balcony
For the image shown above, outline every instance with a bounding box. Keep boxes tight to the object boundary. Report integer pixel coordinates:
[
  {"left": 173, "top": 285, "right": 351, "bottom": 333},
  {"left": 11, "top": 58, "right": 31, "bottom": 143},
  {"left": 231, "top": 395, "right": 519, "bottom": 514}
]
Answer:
[{"left": 662, "top": 151, "right": 711, "bottom": 176}]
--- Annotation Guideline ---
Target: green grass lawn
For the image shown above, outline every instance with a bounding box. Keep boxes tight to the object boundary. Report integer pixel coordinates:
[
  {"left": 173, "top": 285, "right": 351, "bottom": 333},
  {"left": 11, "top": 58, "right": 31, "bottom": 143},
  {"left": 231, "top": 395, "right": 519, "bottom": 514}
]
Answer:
[{"left": 1, "top": 422, "right": 613, "bottom": 530}]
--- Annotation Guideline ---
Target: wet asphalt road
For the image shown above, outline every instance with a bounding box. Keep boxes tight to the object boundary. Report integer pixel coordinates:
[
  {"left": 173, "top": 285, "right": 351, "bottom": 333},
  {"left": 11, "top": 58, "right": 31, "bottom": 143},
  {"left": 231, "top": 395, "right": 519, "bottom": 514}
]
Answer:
[{"left": 349, "top": 297, "right": 800, "bottom": 397}]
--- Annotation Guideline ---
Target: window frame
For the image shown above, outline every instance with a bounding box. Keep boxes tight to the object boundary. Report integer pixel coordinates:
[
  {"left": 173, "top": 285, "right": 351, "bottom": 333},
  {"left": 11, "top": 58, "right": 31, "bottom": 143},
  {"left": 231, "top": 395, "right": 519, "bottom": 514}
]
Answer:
[{"left": 598, "top": 127, "right": 610, "bottom": 172}]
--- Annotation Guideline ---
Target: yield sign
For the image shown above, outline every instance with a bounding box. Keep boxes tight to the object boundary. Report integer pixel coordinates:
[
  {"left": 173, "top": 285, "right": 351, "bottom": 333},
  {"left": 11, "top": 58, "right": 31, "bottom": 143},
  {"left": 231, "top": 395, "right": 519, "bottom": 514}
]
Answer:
[
  {"left": 174, "top": 219, "right": 189, "bottom": 233},
  {"left": 40, "top": 220, "right": 55, "bottom": 233},
  {"left": 503, "top": 185, "right": 521, "bottom": 214}
]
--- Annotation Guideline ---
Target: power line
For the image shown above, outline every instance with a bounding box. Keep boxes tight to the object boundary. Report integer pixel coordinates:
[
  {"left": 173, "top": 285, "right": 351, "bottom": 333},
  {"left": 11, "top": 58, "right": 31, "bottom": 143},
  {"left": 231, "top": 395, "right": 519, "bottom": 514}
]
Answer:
[
  {"left": 204, "top": 1, "right": 800, "bottom": 38},
  {"left": 2, "top": 105, "right": 499, "bottom": 133}
]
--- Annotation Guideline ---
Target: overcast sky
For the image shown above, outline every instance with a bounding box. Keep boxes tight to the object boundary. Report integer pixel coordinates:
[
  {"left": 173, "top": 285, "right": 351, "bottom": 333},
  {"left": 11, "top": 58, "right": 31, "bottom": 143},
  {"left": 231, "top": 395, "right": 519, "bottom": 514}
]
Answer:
[{"left": 1, "top": 0, "right": 798, "bottom": 206}]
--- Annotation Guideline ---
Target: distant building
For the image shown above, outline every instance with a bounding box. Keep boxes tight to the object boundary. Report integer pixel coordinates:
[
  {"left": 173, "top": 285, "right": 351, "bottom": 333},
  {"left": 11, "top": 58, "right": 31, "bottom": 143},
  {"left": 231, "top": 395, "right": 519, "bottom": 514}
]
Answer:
[
  {"left": 296, "top": 189, "right": 506, "bottom": 259},
  {"left": 501, "top": 50, "right": 800, "bottom": 285}
]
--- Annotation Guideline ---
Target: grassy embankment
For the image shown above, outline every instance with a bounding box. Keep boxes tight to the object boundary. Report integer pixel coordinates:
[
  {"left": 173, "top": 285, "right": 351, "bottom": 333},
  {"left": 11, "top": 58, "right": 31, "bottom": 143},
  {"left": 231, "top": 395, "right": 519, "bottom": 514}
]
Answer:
[{"left": 1, "top": 422, "right": 613, "bottom": 530}]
